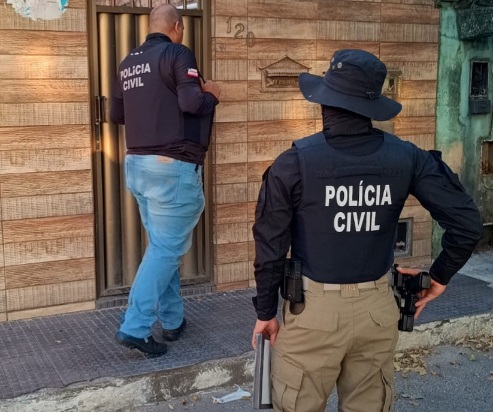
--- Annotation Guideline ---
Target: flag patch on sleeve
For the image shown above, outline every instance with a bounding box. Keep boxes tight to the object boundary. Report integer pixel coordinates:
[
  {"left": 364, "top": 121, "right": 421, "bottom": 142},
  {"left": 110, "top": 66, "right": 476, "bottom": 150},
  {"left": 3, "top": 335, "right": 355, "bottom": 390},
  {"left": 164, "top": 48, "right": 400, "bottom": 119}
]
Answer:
[{"left": 187, "top": 68, "right": 199, "bottom": 78}]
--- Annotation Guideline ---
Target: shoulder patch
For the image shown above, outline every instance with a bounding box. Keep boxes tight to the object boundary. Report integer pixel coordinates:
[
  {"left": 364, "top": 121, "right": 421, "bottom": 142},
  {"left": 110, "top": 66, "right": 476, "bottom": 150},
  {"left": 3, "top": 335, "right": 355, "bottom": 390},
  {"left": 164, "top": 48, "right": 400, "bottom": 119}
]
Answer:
[{"left": 187, "top": 68, "right": 199, "bottom": 78}]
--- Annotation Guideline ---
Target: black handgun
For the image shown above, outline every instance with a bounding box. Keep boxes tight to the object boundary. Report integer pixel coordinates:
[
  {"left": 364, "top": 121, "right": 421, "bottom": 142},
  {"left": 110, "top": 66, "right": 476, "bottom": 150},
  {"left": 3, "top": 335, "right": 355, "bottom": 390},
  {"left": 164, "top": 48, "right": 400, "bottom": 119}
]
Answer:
[
  {"left": 390, "top": 264, "right": 431, "bottom": 332},
  {"left": 281, "top": 259, "right": 304, "bottom": 304}
]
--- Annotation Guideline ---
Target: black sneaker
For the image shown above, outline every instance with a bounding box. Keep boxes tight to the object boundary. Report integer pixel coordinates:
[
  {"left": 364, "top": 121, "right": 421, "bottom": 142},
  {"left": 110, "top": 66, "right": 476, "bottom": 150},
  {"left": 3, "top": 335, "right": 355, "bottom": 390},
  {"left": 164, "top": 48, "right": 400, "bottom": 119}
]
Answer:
[
  {"left": 162, "top": 318, "right": 187, "bottom": 342},
  {"left": 115, "top": 331, "right": 167, "bottom": 356}
]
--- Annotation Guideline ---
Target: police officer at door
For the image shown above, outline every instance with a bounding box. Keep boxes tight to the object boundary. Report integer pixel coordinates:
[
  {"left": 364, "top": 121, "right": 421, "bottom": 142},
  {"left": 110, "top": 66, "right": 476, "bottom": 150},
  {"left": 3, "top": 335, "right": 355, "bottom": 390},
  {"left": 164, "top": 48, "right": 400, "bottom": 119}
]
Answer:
[
  {"left": 251, "top": 49, "right": 483, "bottom": 412},
  {"left": 110, "top": 4, "right": 220, "bottom": 356}
]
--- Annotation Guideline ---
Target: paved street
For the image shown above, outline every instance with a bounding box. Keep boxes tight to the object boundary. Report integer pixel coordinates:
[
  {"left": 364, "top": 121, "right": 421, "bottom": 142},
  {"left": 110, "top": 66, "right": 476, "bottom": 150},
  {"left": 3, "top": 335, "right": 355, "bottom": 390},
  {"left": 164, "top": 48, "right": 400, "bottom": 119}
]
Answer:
[{"left": 136, "top": 343, "right": 493, "bottom": 412}]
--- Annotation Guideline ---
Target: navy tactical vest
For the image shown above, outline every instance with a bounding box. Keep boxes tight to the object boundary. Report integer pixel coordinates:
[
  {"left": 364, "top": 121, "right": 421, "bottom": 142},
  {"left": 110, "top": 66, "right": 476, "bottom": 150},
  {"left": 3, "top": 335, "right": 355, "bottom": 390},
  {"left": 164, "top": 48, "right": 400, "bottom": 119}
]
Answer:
[
  {"left": 292, "top": 131, "right": 416, "bottom": 283},
  {"left": 118, "top": 40, "right": 213, "bottom": 162}
]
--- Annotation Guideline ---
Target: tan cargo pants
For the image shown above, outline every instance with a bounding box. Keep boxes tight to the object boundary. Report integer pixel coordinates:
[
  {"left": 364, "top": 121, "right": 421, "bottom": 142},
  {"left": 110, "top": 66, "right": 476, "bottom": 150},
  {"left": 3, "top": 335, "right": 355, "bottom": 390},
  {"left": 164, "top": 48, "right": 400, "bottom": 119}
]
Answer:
[{"left": 271, "top": 275, "right": 400, "bottom": 412}]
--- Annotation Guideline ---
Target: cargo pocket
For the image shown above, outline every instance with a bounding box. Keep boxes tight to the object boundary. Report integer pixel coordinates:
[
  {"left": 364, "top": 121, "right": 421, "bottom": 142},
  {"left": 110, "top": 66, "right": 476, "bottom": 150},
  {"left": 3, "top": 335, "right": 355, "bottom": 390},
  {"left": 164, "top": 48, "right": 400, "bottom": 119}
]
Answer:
[
  {"left": 380, "top": 369, "right": 394, "bottom": 412},
  {"left": 271, "top": 354, "right": 304, "bottom": 412}
]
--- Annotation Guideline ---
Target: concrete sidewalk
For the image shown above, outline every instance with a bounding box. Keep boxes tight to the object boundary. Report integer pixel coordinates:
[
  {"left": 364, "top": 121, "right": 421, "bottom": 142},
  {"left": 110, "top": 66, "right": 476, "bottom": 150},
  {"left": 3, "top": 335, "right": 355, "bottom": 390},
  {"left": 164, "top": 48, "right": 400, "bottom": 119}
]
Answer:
[{"left": 0, "top": 251, "right": 492, "bottom": 412}]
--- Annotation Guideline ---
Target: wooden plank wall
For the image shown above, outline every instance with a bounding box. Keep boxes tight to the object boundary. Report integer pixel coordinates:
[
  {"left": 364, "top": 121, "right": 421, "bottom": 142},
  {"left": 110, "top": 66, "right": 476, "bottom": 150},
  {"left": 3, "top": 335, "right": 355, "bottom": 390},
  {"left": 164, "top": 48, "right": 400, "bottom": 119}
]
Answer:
[
  {"left": 0, "top": 0, "right": 95, "bottom": 320},
  {"left": 211, "top": 0, "right": 439, "bottom": 290}
]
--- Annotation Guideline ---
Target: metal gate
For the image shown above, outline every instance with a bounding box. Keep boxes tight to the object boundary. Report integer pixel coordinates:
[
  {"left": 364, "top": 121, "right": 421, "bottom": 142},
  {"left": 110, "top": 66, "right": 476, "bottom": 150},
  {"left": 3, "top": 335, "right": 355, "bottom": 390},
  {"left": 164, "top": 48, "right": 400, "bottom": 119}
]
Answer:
[{"left": 89, "top": 2, "right": 212, "bottom": 303}]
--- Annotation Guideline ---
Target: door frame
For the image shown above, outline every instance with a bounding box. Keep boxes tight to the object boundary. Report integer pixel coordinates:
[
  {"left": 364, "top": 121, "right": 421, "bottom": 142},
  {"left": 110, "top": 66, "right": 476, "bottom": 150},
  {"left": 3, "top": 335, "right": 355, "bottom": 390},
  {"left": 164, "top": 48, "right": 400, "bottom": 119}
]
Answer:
[{"left": 87, "top": 1, "right": 214, "bottom": 303}]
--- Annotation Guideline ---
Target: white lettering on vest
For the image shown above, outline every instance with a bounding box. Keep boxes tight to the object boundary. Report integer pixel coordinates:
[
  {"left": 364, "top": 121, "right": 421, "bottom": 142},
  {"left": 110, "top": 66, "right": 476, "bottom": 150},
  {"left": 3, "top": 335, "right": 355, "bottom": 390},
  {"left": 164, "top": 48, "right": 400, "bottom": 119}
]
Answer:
[
  {"left": 333, "top": 211, "right": 381, "bottom": 233},
  {"left": 325, "top": 182, "right": 390, "bottom": 232}
]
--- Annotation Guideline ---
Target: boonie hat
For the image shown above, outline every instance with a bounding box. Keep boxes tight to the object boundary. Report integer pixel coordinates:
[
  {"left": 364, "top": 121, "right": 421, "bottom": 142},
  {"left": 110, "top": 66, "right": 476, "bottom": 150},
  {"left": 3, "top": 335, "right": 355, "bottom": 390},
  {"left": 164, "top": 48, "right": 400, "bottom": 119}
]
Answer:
[{"left": 298, "top": 49, "right": 402, "bottom": 121}]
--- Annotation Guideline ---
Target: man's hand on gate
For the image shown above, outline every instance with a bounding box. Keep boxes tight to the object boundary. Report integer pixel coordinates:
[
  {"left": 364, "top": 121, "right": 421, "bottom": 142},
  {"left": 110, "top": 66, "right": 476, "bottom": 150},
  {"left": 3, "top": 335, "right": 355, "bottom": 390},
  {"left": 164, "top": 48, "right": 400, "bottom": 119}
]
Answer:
[
  {"left": 396, "top": 266, "right": 447, "bottom": 319},
  {"left": 201, "top": 78, "right": 221, "bottom": 100},
  {"left": 251, "top": 318, "right": 279, "bottom": 350}
]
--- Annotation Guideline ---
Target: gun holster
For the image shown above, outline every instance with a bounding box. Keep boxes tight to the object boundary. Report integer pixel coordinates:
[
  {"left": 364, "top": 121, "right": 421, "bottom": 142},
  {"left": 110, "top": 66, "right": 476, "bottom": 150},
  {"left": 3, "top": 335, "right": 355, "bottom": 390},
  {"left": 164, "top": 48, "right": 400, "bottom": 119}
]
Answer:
[
  {"left": 390, "top": 264, "right": 431, "bottom": 332},
  {"left": 281, "top": 259, "right": 305, "bottom": 315}
]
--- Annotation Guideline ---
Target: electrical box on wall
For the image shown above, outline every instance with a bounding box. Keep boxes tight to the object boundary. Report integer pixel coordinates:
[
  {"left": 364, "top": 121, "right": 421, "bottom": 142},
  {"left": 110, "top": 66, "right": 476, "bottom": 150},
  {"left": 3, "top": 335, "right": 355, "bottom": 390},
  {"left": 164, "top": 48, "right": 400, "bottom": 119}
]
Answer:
[{"left": 469, "top": 60, "right": 491, "bottom": 115}]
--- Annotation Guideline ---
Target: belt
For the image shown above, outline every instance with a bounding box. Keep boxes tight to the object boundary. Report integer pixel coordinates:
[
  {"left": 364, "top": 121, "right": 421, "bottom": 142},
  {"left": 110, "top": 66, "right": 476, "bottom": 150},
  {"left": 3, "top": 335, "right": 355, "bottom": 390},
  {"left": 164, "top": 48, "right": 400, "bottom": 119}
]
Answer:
[{"left": 302, "top": 274, "right": 389, "bottom": 291}]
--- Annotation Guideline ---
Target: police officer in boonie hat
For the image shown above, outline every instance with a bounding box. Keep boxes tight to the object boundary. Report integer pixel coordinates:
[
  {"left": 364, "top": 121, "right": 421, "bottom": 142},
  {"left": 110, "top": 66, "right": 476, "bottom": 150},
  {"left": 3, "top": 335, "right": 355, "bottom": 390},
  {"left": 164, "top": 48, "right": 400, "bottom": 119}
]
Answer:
[
  {"left": 299, "top": 48, "right": 401, "bottom": 120},
  {"left": 251, "top": 49, "right": 482, "bottom": 412}
]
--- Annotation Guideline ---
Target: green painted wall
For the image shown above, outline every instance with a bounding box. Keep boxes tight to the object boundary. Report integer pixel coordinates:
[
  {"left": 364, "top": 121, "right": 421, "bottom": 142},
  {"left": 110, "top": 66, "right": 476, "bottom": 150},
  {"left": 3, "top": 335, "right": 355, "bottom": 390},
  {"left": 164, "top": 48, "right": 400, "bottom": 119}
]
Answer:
[{"left": 434, "top": 3, "right": 492, "bottom": 256}]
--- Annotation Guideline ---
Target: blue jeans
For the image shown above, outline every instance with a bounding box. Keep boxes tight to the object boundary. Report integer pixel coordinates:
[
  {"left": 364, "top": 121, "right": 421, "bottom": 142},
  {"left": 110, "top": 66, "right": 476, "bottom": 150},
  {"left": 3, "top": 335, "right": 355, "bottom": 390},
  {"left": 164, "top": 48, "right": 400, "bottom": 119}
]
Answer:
[{"left": 119, "top": 155, "right": 205, "bottom": 338}]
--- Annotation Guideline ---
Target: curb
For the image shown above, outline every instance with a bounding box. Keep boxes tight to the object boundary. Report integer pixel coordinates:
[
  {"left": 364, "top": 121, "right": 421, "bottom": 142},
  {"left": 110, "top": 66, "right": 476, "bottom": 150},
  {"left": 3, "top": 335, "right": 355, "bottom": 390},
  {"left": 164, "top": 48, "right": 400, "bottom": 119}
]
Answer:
[
  {"left": 396, "top": 312, "right": 493, "bottom": 351},
  {"left": 0, "top": 355, "right": 256, "bottom": 412},
  {"left": 1, "top": 312, "right": 491, "bottom": 412}
]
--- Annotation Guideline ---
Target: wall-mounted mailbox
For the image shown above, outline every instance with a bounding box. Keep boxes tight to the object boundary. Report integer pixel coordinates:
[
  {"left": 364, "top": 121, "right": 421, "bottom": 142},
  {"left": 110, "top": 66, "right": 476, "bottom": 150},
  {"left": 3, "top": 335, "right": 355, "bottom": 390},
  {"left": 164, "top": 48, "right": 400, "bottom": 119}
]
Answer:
[
  {"left": 259, "top": 56, "right": 310, "bottom": 92},
  {"left": 469, "top": 60, "right": 491, "bottom": 115}
]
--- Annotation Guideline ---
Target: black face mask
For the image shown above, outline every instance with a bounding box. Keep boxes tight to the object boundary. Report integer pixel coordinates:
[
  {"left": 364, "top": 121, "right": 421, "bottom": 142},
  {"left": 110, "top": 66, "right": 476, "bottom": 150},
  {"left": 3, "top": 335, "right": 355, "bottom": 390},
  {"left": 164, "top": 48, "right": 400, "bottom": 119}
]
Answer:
[{"left": 322, "top": 105, "right": 372, "bottom": 137}]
